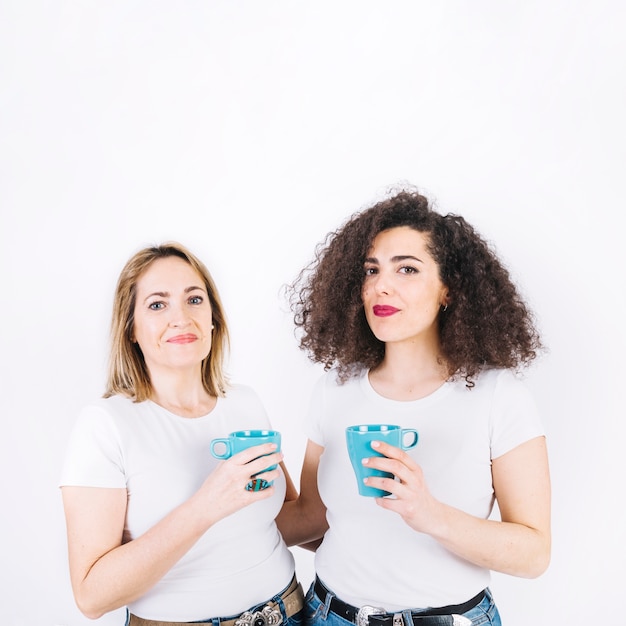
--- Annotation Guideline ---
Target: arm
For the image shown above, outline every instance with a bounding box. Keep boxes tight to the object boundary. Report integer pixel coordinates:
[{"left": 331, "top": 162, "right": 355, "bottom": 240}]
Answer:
[
  {"left": 62, "top": 444, "right": 283, "bottom": 619},
  {"left": 276, "top": 439, "right": 329, "bottom": 548},
  {"left": 365, "top": 436, "right": 551, "bottom": 578},
  {"left": 280, "top": 461, "right": 299, "bottom": 502}
]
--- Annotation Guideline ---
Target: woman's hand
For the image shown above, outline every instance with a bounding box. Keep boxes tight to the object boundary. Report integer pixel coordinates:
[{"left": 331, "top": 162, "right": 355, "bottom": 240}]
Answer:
[
  {"left": 362, "top": 440, "right": 443, "bottom": 535},
  {"left": 276, "top": 440, "right": 328, "bottom": 548},
  {"left": 362, "top": 437, "right": 551, "bottom": 578},
  {"left": 191, "top": 443, "right": 284, "bottom": 526}
]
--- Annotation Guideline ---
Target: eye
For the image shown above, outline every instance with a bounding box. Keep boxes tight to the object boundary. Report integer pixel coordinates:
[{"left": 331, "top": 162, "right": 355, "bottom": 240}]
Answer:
[
  {"left": 399, "top": 266, "right": 418, "bottom": 275},
  {"left": 364, "top": 266, "right": 378, "bottom": 276},
  {"left": 148, "top": 301, "right": 165, "bottom": 310},
  {"left": 189, "top": 295, "right": 204, "bottom": 305}
]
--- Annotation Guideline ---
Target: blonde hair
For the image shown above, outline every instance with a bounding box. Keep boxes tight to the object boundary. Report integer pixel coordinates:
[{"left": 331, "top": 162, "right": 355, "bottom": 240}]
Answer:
[{"left": 104, "top": 242, "right": 230, "bottom": 401}]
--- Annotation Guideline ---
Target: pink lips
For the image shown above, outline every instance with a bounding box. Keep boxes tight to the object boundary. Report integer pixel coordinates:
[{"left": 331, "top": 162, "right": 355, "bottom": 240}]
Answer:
[
  {"left": 373, "top": 305, "right": 399, "bottom": 317},
  {"left": 167, "top": 334, "right": 198, "bottom": 344}
]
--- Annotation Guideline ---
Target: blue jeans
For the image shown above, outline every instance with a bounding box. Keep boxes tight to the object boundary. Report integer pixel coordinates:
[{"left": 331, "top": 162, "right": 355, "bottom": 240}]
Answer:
[{"left": 303, "top": 582, "right": 501, "bottom": 626}]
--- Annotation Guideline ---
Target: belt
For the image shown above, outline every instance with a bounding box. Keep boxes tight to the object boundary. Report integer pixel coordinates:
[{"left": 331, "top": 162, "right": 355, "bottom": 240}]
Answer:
[
  {"left": 129, "top": 576, "right": 304, "bottom": 626},
  {"left": 314, "top": 577, "right": 485, "bottom": 626}
]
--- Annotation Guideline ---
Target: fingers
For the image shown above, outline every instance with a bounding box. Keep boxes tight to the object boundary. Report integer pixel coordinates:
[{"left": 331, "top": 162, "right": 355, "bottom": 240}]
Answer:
[
  {"left": 234, "top": 442, "right": 280, "bottom": 465},
  {"left": 371, "top": 440, "right": 419, "bottom": 469},
  {"left": 361, "top": 441, "right": 422, "bottom": 497},
  {"left": 220, "top": 445, "right": 283, "bottom": 489}
]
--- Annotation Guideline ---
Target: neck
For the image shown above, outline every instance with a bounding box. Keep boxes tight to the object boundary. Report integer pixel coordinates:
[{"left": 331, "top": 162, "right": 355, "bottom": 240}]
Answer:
[
  {"left": 149, "top": 367, "right": 216, "bottom": 418},
  {"left": 369, "top": 339, "right": 449, "bottom": 401}
]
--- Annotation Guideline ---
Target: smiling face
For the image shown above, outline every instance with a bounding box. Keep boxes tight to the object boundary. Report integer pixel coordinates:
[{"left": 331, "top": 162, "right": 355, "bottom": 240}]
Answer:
[
  {"left": 132, "top": 256, "right": 213, "bottom": 377},
  {"left": 362, "top": 226, "right": 449, "bottom": 348}
]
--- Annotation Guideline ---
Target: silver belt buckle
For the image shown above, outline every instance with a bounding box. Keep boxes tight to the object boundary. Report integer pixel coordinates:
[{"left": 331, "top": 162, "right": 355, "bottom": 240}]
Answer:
[
  {"left": 234, "top": 604, "right": 283, "bottom": 626},
  {"left": 356, "top": 605, "right": 386, "bottom": 626}
]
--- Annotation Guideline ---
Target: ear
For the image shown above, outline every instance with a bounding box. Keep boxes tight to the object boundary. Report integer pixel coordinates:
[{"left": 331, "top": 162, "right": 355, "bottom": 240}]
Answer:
[{"left": 440, "top": 288, "right": 450, "bottom": 307}]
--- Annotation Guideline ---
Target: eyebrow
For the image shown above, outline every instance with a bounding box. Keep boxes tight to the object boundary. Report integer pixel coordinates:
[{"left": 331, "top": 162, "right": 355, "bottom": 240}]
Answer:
[
  {"left": 142, "top": 285, "right": 206, "bottom": 303},
  {"left": 364, "top": 255, "right": 424, "bottom": 264}
]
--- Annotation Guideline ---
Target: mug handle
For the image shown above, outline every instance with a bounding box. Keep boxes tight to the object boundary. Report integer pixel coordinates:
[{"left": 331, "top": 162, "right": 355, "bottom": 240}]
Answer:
[
  {"left": 210, "top": 438, "right": 232, "bottom": 459},
  {"left": 400, "top": 429, "right": 419, "bottom": 450}
]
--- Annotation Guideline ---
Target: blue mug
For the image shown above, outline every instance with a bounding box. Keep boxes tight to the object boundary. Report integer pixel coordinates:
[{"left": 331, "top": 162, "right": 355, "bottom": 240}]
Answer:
[
  {"left": 210, "top": 429, "right": 281, "bottom": 491},
  {"left": 346, "top": 424, "right": 419, "bottom": 497}
]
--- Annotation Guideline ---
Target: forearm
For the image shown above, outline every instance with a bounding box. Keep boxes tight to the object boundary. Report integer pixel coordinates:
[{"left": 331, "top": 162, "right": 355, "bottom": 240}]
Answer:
[
  {"left": 276, "top": 498, "right": 328, "bottom": 547},
  {"left": 71, "top": 494, "right": 212, "bottom": 618},
  {"left": 427, "top": 503, "right": 551, "bottom": 578},
  {"left": 66, "top": 446, "right": 284, "bottom": 619}
]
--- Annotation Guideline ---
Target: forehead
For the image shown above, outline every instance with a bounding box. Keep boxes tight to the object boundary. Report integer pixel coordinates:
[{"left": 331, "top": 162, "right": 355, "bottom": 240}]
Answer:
[
  {"left": 136, "top": 256, "right": 205, "bottom": 291},
  {"left": 368, "top": 226, "right": 433, "bottom": 255}
]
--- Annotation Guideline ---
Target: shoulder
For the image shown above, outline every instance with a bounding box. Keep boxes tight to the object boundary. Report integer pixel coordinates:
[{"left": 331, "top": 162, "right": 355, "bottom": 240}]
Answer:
[
  {"left": 77, "top": 395, "right": 135, "bottom": 423},
  {"left": 469, "top": 368, "right": 531, "bottom": 395},
  {"left": 223, "top": 382, "right": 263, "bottom": 402},
  {"left": 66, "top": 396, "right": 138, "bottom": 450},
  {"left": 309, "top": 369, "right": 365, "bottom": 406},
  {"left": 221, "top": 383, "right": 267, "bottom": 412},
  {"left": 448, "top": 369, "right": 536, "bottom": 414}
]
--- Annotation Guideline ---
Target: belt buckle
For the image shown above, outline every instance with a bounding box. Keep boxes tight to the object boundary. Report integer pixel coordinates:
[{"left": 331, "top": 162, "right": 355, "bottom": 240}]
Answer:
[
  {"left": 356, "top": 605, "right": 386, "bottom": 626},
  {"left": 234, "top": 604, "right": 283, "bottom": 626}
]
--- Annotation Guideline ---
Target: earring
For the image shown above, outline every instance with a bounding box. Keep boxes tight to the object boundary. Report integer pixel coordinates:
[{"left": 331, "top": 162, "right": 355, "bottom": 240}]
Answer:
[{"left": 442, "top": 304, "right": 448, "bottom": 312}]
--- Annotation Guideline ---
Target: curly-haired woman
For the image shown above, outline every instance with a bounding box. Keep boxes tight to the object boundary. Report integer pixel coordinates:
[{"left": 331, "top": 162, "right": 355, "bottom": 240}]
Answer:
[{"left": 277, "top": 189, "right": 551, "bottom": 626}]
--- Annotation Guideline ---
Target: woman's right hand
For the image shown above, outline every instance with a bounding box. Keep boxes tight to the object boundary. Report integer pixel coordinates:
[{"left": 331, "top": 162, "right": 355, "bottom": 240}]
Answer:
[{"left": 192, "top": 443, "right": 284, "bottom": 525}]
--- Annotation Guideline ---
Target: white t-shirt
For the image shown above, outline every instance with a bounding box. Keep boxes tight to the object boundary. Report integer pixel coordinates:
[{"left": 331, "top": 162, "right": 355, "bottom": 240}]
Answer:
[
  {"left": 308, "top": 368, "right": 544, "bottom": 611},
  {"left": 60, "top": 384, "right": 295, "bottom": 621}
]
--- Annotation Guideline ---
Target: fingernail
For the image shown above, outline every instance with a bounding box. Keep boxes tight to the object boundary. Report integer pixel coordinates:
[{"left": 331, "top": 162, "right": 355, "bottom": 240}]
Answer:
[{"left": 371, "top": 441, "right": 380, "bottom": 449}]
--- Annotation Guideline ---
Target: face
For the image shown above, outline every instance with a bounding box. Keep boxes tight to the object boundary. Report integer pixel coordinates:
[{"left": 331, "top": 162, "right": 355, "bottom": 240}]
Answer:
[
  {"left": 362, "top": 226, "right": 449, "bottom": 347},
  {"left": 132, "top": 256, "right": 213, "bottom": 376}
]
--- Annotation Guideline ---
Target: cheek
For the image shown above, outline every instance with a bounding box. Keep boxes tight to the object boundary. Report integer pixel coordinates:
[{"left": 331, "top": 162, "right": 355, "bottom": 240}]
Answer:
[{"left": 361, "top": 284, "right": 371, "bottom": 302}]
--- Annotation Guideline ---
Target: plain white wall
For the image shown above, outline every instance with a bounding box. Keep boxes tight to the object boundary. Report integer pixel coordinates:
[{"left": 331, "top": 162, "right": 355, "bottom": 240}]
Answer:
[{"left": 1, "top": 2, "right": 624, "bottom": 625}]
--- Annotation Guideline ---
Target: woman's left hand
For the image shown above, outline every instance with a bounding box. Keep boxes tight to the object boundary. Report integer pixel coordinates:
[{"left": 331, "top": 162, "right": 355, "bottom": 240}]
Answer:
[
  {"left": 363, "top": 436, "right": 552, "bottom": 579},
  {"left": 362, "top": 440, "right": 443, "bottom": 535}
]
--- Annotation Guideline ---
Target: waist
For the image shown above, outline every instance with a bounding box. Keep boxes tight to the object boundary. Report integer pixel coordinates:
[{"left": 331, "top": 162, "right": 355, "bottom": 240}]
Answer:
[
  {"left": 129, "top": 575, "right": 304, "bottom": 626},
  {"left": 314, "top": 577, "right": 485, "bottom": 626}
]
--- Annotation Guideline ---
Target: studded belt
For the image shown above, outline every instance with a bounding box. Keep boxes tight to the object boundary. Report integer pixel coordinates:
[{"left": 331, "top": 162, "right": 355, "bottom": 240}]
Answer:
[
  {"left": 314, "top": 577, "right": 484, "bottom": 626},
  {"left": 129, "top": 576, "right": 304, "bottom": 626}
]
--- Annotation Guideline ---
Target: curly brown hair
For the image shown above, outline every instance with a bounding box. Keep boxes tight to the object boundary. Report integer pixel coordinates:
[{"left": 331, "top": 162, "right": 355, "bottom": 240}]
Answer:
[{"left": 287, "top": 188, "right": 543, "bottom": 385}]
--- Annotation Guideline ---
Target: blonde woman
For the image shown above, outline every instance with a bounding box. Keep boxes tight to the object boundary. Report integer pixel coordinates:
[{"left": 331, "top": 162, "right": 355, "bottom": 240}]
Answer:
[{"left": 61, "top": 242, "right": 303, "bottom": 626}]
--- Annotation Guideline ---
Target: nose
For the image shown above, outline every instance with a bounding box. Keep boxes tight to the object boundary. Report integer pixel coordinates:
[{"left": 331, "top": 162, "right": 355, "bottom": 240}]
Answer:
[
  {"left": 168, "top": 304, "right": 191, "bottom": 328},
  {"left": 371, "top": 270, "right": 392, "bottom": 295}
]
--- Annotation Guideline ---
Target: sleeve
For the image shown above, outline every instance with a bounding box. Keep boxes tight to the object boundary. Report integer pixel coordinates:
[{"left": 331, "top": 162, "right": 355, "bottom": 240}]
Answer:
[
  {"left": 59, "top": 403, "right": 127, "bottom": 488},
  {"left": 489, "top": 370, "right": 545, "bottom": 459}
]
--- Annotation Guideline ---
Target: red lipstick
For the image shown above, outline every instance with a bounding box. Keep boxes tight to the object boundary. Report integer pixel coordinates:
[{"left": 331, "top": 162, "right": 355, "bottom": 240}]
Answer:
[
  {"left": 167, "top": 334, "right": 198, "bottom": 344},
  {"left": 373, "top": 305, "right": 399, "bottom": 317}
]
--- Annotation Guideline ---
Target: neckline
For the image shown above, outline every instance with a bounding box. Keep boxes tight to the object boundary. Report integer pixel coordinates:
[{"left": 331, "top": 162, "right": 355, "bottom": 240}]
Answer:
[
  {"left": 147, "top": 395, "right": 219, "bottom": 420},
  {"left": 360, "top": 369, "right": 452, "bottom": 406}
]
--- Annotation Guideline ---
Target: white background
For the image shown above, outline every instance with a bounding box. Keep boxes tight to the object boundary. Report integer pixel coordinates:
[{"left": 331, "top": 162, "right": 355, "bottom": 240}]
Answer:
[{"left": 1, "top": 2, "right": 625, "bottom": 625}]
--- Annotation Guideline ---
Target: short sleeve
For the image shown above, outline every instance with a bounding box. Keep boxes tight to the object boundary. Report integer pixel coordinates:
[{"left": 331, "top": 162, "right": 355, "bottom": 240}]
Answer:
[
  {"left": 490, "top": 371, "right": 545, "bottom": 459},
  {"left": 59, "top": 403, "right": 127, "bottom": 488}
]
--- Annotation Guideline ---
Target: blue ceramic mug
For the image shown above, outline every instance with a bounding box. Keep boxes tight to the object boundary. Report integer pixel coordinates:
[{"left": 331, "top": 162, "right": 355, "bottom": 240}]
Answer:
[
  {"left": 346, "top": 424, "right": 419, "bottom": 497},
  {"left": 210, "top": 429, "right": 281, "bottom": 490}
]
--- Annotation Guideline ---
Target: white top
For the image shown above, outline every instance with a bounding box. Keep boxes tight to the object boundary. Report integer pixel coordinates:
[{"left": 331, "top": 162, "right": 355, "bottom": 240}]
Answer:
[
  {"left": 60, "top": 384, "right": 295, "bottom": 621},
  {"left": 308, "top": 368, "right": 544, "bottom": 611}
]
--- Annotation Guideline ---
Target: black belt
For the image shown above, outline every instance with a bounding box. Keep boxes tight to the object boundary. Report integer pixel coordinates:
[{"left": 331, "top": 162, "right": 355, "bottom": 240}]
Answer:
[{"left": 314, "top": 577, "right": 485, "bottom": 626}]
